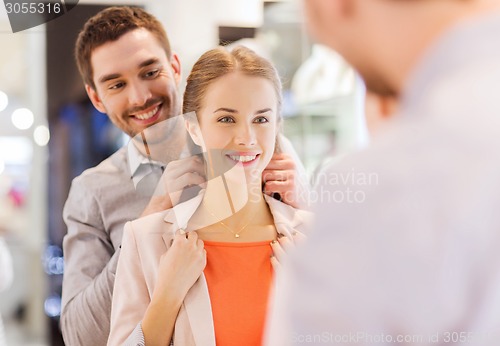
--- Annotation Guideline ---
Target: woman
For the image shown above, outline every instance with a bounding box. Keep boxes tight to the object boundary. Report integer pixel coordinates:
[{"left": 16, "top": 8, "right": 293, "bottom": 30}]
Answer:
[{"left": 108, "top": 46, "right": 310, "bottom": 346}]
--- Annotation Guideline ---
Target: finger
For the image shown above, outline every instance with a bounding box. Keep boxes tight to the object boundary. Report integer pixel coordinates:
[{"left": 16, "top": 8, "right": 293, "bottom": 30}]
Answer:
[
  {"left": 270, "top": 256, "right": 281, "bottom": 271},
  {"left": 196, "top": 239, "right": 204, "bottom": 249},
  {"left": 263, "top": 180, "right": 294, "bottom": 195},
  {"left": 182, "top": 172, "right": 207, "bottom": 187},
  {"left": 264, "top": 154, "right": 295, "bottom": 170},
  {"left": 292, "top": 231, "right": 306, "bottom": 244},
  {"left": 176, "top": 228, "right": 186, "bottom": 236},
  {"left": 270, "top": 239, "right": 286, "bottom": 262},
  {"left": 164, "top": 156, "right": 206, "bottom": 179},
  {"left": 277, "top": 235, "right": 293, "bottom": 252},
  {"left": 262, "top": 169, "right": 294, "bottom": 182},
  {"left": 172, "top": 229, "right": 187, "bottom": 243},
  {"left": 186, "top": 231, "right": 198, "bottom": 242},
  {"left": 169, "top": 172, "right": 206, "bottom": 193}
]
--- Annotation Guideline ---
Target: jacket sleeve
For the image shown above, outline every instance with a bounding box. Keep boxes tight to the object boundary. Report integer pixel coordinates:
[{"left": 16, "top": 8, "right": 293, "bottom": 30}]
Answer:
[
  {"left": 108, "top": 221, "right": 152, "bottom": 346},
  {"left": 61, "top": 178, "right": 120, "bottom": 346}
]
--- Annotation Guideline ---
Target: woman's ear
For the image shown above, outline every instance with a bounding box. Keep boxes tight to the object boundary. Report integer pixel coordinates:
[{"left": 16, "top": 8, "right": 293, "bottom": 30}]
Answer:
[
  {"left": 184, "top": 113, "right": 205, "bottom": 147},
  {"left": 274, "top": 119, "right": 283, "bottom": 154}
]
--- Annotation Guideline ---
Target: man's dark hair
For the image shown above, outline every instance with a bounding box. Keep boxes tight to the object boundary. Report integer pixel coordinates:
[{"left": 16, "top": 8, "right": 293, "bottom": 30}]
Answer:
[{"left": 75, "top": 6, "right": 172, "bottom": 90}]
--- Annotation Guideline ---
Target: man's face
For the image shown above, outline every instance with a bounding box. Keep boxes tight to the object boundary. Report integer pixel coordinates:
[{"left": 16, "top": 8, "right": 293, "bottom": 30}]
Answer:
[
  {"left": 304, "top": 0, "right": 397, "bottom": 97},
  {"left": 86, "top": 28, "right": 181, "bottom": 138}
]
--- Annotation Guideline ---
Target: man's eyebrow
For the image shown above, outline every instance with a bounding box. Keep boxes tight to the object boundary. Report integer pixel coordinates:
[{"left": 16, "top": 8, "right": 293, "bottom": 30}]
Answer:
[
  {"left": 97, "top": 58, "right": 161, "bottom": 84},
  {"left": 98, "top": 73, "right": 121, "bottom": 84},
  {"left": 138, "top": 58, "right": 160, "bottom": 69}
]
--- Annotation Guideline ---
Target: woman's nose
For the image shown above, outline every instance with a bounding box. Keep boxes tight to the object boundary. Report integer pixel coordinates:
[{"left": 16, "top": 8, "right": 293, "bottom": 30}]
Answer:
[{"left": 235, "top": 124, "right": 256, "bottom": 146}]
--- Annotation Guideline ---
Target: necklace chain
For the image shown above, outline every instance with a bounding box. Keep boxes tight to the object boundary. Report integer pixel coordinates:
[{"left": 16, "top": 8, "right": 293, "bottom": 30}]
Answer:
[{"left": 204, "top": 208, "right": 252, "bottom": 238}]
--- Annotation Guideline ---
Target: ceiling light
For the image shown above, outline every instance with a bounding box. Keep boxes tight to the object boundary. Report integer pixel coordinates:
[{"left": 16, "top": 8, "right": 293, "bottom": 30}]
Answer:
[
  {"left": 11, "top": 108, "right": 34, "bottom": 130},
  {"left": 34, "top": 125, "right": 50, "bottom": 146}
]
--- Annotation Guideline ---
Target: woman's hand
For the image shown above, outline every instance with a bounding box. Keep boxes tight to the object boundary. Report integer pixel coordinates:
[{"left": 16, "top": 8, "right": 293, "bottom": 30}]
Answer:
[
  {"left": 154, "top": 230, "right": 207, "bottom": 302},
  {"left": 143, "top": 230, "right": 206, "bottom": 345},
  {"left": 270, "top": 232, "right": 306, "bottom": 271}
]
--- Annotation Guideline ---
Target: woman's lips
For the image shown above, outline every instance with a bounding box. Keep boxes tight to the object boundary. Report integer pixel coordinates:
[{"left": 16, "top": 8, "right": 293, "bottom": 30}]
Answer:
[{"left": 226, "top": 153, "right": 261, "bottom": 166}]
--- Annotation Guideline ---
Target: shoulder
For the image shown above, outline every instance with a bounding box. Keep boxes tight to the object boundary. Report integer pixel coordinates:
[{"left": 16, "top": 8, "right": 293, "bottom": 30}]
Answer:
[
  {"left": 66, "top": 147, "right": 132, "bottom": 203},
  {"left": 72, "top": 147, "right": 129, "bottom": 187}
]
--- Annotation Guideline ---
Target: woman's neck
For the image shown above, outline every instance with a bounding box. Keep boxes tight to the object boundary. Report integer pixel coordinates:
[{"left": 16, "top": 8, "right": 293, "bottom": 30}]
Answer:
[{"left": 193, "top": 167, "right": 270, "bottom": 231}]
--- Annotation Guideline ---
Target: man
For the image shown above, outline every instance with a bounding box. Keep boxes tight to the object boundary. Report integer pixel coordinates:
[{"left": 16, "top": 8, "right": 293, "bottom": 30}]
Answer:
[
  {"left": 61, "top": 7, "right": 307, "bottom": 345},
  {"left": 266, "top": 0, "right": 500, "bottom": 345}
]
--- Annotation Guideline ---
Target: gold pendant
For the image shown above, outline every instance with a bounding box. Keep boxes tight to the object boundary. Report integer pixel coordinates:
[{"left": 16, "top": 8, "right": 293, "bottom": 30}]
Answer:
[{"left": 235, "top": 234, "right": 240, "bottom": 238}]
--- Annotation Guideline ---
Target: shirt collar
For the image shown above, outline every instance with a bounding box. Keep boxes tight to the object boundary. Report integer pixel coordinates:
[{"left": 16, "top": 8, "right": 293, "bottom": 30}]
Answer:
[{"left": 127, "top": 140, "right": 164, "bottom": 189}]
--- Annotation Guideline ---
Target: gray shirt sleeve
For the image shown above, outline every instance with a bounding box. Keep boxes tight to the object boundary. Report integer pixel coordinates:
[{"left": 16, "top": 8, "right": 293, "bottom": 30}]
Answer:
[{"left": 61, "top": 177, "right": 120, "bottom": 346}]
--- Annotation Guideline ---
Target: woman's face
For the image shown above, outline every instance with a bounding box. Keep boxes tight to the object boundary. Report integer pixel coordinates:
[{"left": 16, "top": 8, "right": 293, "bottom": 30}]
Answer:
[{"left": 192, "top": 72, "right": 279, "bottom": 182}]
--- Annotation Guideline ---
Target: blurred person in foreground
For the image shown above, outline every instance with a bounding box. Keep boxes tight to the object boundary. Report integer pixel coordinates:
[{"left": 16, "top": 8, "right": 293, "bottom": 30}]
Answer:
[
  {"left": 61, "top": 6, "right": 308, "bottom": 346},
  {"left": 266, "top": 0, "right": 500, "bottom": 345}
]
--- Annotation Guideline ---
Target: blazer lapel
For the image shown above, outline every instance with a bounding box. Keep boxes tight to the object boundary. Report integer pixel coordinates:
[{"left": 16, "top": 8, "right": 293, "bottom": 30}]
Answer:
[
  {"left": 182, "top": 274, "right": 216, "bottom": 346},
  {"left": 162, "top": 203, "right": 216, "bottom": 346},
  {"left": 264, "top": 194, "right": 313, "bottom": 237}
]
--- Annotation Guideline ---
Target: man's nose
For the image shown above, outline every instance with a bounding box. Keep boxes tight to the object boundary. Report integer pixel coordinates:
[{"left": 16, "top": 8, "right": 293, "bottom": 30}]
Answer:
[{"left": 128, "top": 82, "right": 151, "bottom": 107}]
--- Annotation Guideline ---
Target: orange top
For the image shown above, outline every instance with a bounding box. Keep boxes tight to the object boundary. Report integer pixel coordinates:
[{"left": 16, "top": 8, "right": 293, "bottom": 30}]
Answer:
[{"left": 203, "top": 240, "right": 274, "bottom": 346}]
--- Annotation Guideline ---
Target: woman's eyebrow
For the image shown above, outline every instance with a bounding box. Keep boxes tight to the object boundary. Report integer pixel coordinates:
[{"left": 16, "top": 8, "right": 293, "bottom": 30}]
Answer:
[
  {"left": 213, "top": 108, "right": 273, "bottom": 114},
  {"left": 255, "top": 108, "right": 272, "bottom": 114},
  {"left": 213, "top": 108, "right": 237, "bottom": 113}
]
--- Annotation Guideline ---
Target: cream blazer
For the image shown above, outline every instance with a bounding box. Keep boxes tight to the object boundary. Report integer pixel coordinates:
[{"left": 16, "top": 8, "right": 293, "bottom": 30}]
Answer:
[{"left": 108, "top": 193, "right": 312, "bottom": 346}]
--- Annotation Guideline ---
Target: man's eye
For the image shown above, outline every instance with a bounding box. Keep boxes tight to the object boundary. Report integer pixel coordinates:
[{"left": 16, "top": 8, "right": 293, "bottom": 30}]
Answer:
[
  {"left": 144, "top": 69, "right": 160, "bottom": 78},
  {"left": 254, "top": 116, "right": 269, "bottom": 123},
  {"left": 218, "top": 116, "right": 235, "bottom": 123},
  {"left": 109, "top": 82, "right": 125, "bottom": 90}
]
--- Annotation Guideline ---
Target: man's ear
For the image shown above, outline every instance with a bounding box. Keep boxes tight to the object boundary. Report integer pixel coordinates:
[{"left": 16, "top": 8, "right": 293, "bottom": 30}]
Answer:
[
  {"left": 339, "top": 0, "right": 355, "bottom": 17},
  {"left": 170, "top": 52, "right": 182, "bottom": 86},
  {"left": 85, "top": 84, "right": 106, "bottom": 114}
]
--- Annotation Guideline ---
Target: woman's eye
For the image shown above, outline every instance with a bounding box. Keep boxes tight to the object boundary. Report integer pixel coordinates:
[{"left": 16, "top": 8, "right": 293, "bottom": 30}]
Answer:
[
  {"left": 254, "top": 116, "right": 269, "bottom": 123},
  {"left": 218, "top": 116, "right": 235, "bottom": 123}
]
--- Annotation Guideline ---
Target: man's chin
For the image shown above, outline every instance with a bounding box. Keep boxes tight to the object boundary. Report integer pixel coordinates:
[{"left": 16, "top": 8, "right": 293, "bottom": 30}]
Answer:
[{"left": 363, "top": 75, "right": 398, "bottom": 98}]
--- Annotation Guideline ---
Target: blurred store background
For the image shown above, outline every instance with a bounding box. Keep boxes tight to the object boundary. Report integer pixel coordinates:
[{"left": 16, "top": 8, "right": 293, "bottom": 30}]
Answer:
[{"left": 0, "top": 0, "right": 368, "bottom": 345}]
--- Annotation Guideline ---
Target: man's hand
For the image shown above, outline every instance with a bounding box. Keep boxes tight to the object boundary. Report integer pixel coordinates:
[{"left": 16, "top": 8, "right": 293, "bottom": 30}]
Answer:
[
  {"left": 263, "top": 153, "right": 301, "bottom": 208},
  {"left": 141, "top": 156, "right": 206, "bottom": 217}
]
